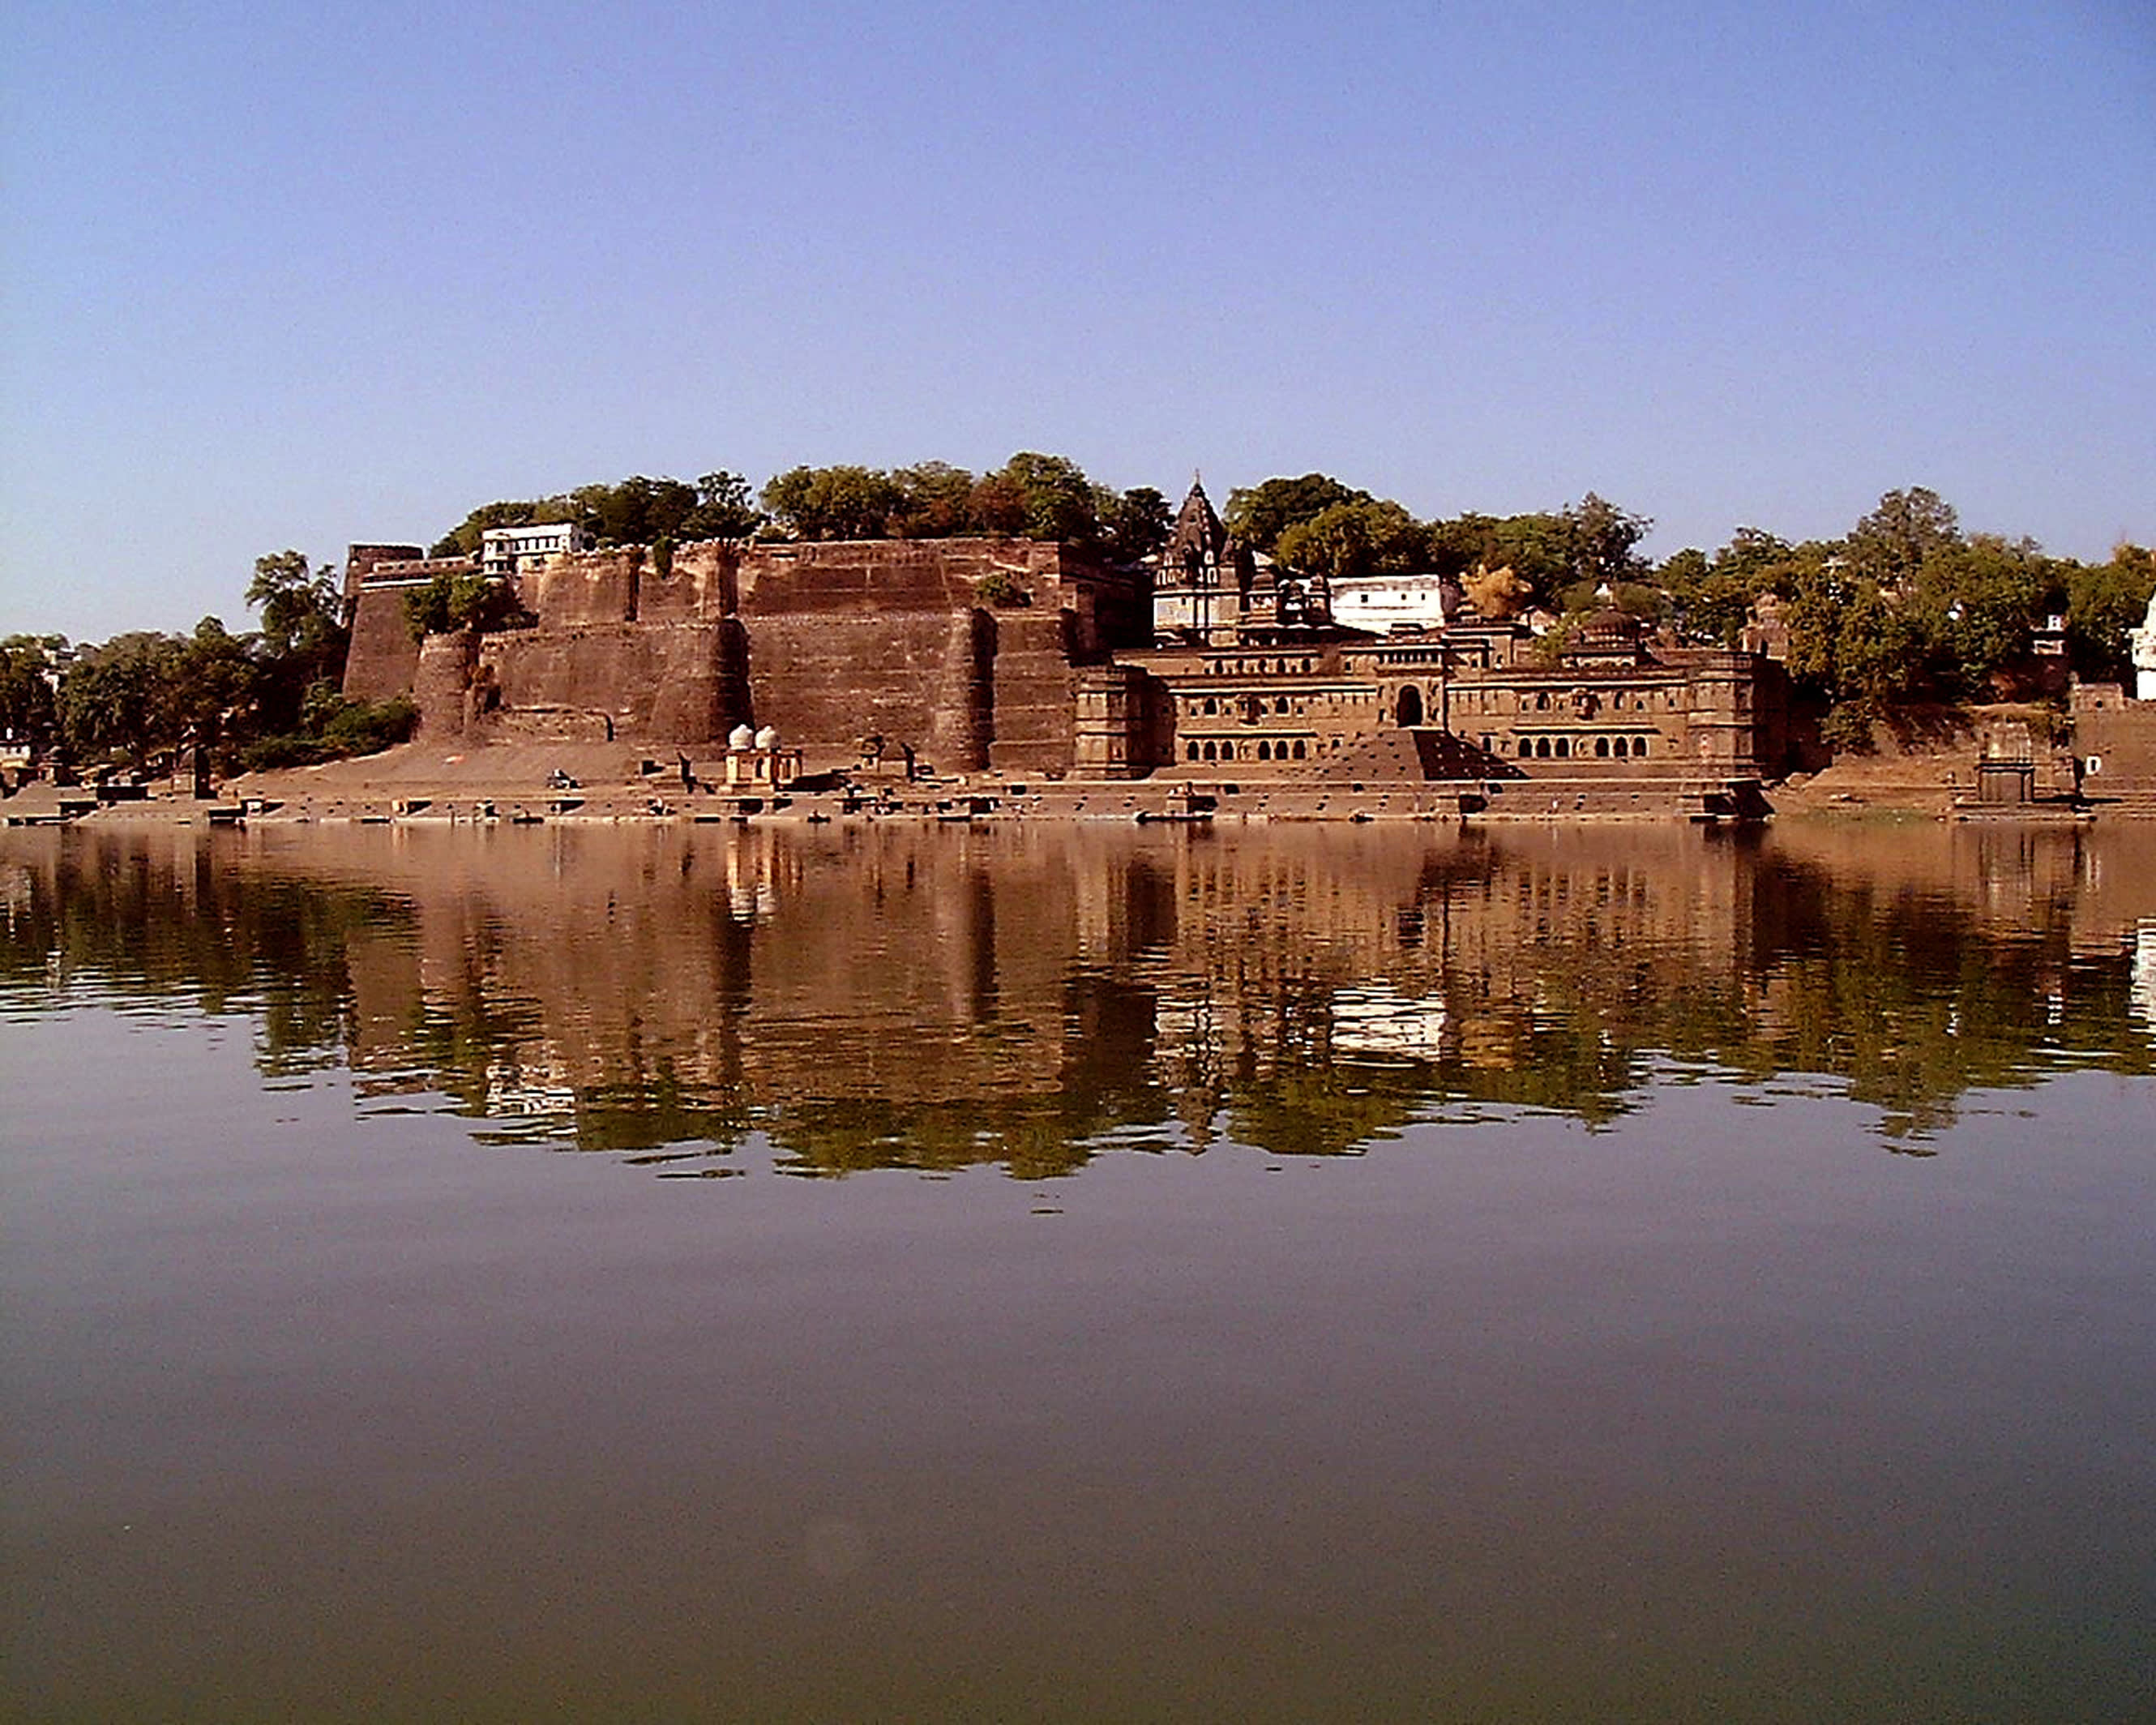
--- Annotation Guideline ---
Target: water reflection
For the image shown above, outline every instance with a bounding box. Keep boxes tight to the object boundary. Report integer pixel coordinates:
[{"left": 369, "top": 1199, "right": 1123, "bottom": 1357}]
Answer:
[{"left": 3, "top": 821, "right": 2151, "bottom": 1172}]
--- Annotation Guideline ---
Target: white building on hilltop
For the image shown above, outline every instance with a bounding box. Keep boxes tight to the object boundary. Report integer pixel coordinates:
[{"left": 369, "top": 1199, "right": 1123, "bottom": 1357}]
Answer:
[{"left": 481, "top": 523, "right": 591, "bottom": 578}]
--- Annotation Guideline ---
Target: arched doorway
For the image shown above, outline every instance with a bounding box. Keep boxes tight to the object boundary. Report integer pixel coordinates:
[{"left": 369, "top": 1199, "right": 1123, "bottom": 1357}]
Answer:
[{"left": 1396, "top": 685, "right": 1424, "bottom": 727}]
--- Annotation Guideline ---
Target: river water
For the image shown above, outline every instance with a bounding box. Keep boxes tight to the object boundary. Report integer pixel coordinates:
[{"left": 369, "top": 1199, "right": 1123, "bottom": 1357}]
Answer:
[{"left": 3, "top": 820, "right": 2152, "bottom": 1721}]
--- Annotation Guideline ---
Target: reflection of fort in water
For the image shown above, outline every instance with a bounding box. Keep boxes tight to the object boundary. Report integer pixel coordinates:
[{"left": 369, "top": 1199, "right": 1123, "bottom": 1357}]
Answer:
[{"left": 7, "top": 822, "right": 2152, "bottom": 1169}]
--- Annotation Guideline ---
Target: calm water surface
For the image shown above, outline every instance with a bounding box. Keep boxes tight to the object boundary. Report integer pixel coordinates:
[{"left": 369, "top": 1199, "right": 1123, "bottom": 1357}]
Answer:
[{"left": 3, "top": 821, "right": 2153, "bottom": 1721}]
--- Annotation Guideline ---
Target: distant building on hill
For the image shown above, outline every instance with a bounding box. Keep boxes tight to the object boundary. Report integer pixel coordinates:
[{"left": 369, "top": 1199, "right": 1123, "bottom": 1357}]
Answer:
[
  {"left": 1328, "top": 572, "right": 1460, "bottom": 635},
  {"left": 481, "top": 523, "right": 592, "bottom": 578}
]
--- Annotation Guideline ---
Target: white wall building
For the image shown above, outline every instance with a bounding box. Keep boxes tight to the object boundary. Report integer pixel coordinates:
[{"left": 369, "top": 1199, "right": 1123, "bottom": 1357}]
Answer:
[
  {"left": 2132, "top": 589, "right": 2156, "bottom": 700},
  {"left": 481, "top": 523, "right": 591, "bottom": 578},
  {"left": 1328, "top": 573, "right": 1459, "bottom": 635}
]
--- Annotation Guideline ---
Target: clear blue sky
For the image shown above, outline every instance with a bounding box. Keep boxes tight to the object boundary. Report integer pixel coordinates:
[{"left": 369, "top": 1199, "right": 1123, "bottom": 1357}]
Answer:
[{"left": 4, "top": 0, "right": 2151, "bottom": 640}]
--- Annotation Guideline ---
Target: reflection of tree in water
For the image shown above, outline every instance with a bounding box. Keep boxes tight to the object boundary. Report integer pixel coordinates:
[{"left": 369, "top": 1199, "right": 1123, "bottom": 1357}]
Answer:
[
  {"left": 1717, "top": 849, "right": 2151, "bottom": 1141},
  {"left": 2, "top": 825, "right": 2150, "bottom": 1175},
  {"left": 0, "top": 832, "right": 397, "bottom": 1072}
]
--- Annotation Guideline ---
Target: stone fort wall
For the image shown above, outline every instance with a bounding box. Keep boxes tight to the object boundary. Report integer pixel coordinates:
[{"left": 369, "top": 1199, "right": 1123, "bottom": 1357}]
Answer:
[{"left": 342, "top": 535, "right": 1135, "bottom": 773}]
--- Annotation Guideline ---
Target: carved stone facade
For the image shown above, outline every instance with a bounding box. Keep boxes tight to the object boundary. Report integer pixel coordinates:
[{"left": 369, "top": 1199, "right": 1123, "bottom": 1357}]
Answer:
[{"left": 1093, "top": 612, "right": 1788, "bottom": 781}]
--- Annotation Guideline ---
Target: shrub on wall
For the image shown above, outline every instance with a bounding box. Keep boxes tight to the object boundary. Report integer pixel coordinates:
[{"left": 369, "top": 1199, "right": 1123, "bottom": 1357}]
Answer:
[
  {"left": 404, "top": 572, "right": 520, "bottom": 640},
  {"left": 974, "top": 571, "right": 1032, "bottom": 609}
]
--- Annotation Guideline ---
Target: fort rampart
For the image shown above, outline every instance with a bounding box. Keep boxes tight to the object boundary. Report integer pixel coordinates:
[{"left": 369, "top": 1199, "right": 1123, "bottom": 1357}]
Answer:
[{"left": 344, "top": 535, "right": 1135, "bottom": 774}]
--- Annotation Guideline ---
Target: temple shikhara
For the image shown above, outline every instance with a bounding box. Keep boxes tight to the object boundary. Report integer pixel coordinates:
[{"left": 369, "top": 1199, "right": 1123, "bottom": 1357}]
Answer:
[{"left": 340, "top": 478, "right": 1803, "bottom": 816}]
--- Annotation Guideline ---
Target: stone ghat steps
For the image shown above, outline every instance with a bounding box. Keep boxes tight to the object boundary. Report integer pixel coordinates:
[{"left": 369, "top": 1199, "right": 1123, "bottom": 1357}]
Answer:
[
  {"left": 1294, "top": 730, "right": 1715, "bottom": 788},
  {"left": 2078, "top": 787, "right": 2156, "bottom": 816},
  {"left": 1473, "top": 777, "right": 1769, "bottom": 819}
]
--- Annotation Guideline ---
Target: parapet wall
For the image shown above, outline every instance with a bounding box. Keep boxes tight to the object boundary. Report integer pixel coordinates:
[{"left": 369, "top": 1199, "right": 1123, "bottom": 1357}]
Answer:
[{"left": 737, "top": 538, "right": 1071, "bottom": 619}]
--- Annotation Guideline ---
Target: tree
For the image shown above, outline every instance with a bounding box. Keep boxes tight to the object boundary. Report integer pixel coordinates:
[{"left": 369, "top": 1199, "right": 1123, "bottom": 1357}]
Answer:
[
  {"left": 680, "top": 471, "right": 764, "bottom": 542},
  {"left": 890, "top": 462, "right": 977, "bottom": 538},
  {"left": 430, "top": 497, "right": 571, "bottom": 559},
  {"left": 1847, "top": 487, "right": 1960, "bottom": 586},
  {"left": 1461, "top": 562, "right": 1534, "bottom": 621},
  {"left": 61, "top": 631, "right": 190, "bottom": 767},
  {"left": 175, "top": 616, "right": 260, "bottom": 755},
  {"left": 761, "top": 465, "right": 902, "bottom": 540},
  {"left": 1662, "top": 528, "right": 1791, "bottom": 646},
  {"left": 1562, "top": 493, "right": 1652, "bottom": 591},
  {"left": 572, "top": 475, "right": 701, "bottom": 547},
  {"left": 2064, "top": 545, "right": 2156, "bottom": 682},
  {"left": 1273, "top": 498, "right": 1427, "bottom": 584},
  {"left": 977, "top": 452, "right": 1100, "bottom": 544},
  {"left": 404, "top": 570, "right": 515, "bottom": 640},
  {"left": 966, "top": 470, "right": 1026, "bottom": 535},
  {"left": 1097, "top": 485, "right": 1171, "bottom": 564},
  {"left": 1223, "top": 474, "right": 1367, "bottom": 555},
  {"left": 246, "top": 550, "right": 338, "bottom": 657},
  {"left": 1431, "top": 511, "right": 1574, "bottom": 602},
  {"left": 246, "top": 550, "right": 349, "bottom": 736},
  {"left": 1907, "top": 534, "right": 2048, "bottom": 700},
  {"left": 0, "top": 635, "right": 65, "bottom": 751}
]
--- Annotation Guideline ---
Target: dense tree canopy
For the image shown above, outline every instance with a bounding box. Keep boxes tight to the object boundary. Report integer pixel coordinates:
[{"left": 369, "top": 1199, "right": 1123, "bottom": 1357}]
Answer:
[
  {"left": 755, "top": 454, "right": 1164, "bottom": 563},
  {"left": 1651, "top": 490, "right": 2150, "bottom": 741},
  {"left": 2064, "top": 545, "right": 2155, "bottom": 680},
  {"left": 1097, "top": 484, "right": 1172, "bottom": 564},
  {"left": 1, "top": 635, "right": 64, "bottom": 749},
  {"left": 1223, "top": 474, "right": 1370, "bottom": 554},
  {"left": 1273, "top": 499, "right": 1428, "bottom": 584},
  {"left": 431, "top": 472, "right": 764, "bottom": 558},
  {"left": 61, "top": 631, "right": 197, "bottom": 767},
  {"left": 762, "top": 465, "right": 902, "bottom": 541},
  {"left": 889, "top": 462, "right": 977, "bottom": 538},
  {"left": 246, "top": 550, "right": 349, "bottom": 733}
]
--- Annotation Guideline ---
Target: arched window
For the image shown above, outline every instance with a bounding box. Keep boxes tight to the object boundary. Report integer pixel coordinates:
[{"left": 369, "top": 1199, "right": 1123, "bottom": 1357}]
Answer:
[
  {"left": 1187, "top": 740, "right": 1201, "bottom": 760},
  {"left": 1276, "top": 697, "right": 1290, "bottom": 714},
  {"left": 1555, "top": 737, "right": 1571, "bottom": 758},
  {"left": 1517, "top": 738, "right": 1533, "bottom": 757},
  {"left": 1535, "top": 692, "right": 1550, "bottom": 711},
  {"left": 1292, "top": 740, "right": 1307, "bottom": 759},
  {"left": 1534, "top": 738, "right": 1551, "bottom": 758},
  {"left": 1595, "top": 737, "right": 1610, "bottom": 758},
  {"left": 1202, "top": 740, "right": 1217, "bottom": 761},
  {"left": 1257, "top": 740, "right": 1272, "bottom": 760},
  {"left": 1221, "top": 741, "right": 1235, "bottom": 760},
  {"left": 1636, "top": 736, "right": 1650, "bottom": 756},
  {"left": 1612, "top": 736, "right": 1628, "bottom": 757},
  {"left": 1397, "top": 685, "right": 1424, "bottom": 727},
  {"left": 1204, "top": 697, "right": 1217, "bottom": 716}
]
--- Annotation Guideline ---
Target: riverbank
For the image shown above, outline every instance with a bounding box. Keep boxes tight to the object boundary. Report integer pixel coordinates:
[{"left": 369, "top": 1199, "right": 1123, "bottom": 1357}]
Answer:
[{"left": 8, "top": 732, "right": 2143, "bottom": 828}]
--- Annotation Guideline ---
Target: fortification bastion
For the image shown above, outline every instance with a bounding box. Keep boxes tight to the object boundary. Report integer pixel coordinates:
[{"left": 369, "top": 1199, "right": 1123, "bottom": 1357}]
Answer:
[{"left": 344, "top": 534, "right": 1143, "bottom": 776}]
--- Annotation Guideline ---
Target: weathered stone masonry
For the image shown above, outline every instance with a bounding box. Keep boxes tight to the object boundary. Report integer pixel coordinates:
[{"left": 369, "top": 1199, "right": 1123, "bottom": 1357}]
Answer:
[
  {"left": 343, "top": 528, "right": 1792, "bottom": 790},
  {"left": 344, "top": 535, "right": 1141, "bottom": 773}
]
